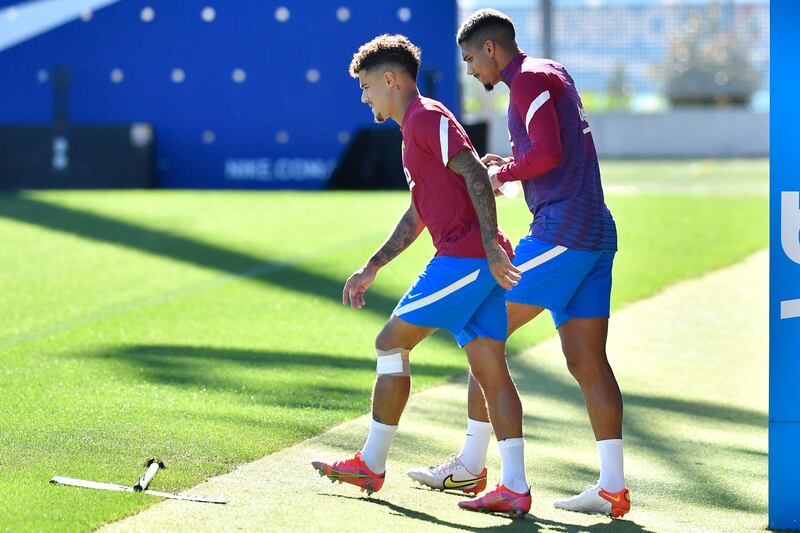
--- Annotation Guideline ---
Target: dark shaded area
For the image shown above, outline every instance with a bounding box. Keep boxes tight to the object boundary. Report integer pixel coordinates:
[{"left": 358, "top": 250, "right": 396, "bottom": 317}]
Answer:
[
  {"left": 106, "top": 340, "right": 769, "bottom": 518},
  {"left": 622, "top": 393, "right": 766, "bottom": 429},
  {"left": 510, "top": 357, "right": 767, "bottom": 515},
  {"left": 327, "top": 123, "right": 487, "bottom": 190},
  {"left": 0, "top": 195, "right": 399, "bottom": 319},
  {"left": 0, "top": 125, "right": 155, "bottom": 189},
  {"left": 97, "top": 344, "right": 463, "bottom": 411},
  {"left": 327, "top": 128, "right": 405, "bottom": 190}
]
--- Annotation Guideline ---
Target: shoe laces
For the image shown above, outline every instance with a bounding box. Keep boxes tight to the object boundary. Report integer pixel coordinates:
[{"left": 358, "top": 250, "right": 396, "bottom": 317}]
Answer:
[
  {"left": 480, "top": 483, "right": 504, "bottom": 496},
  {"left": 581, "top": 484, "right": 598, "bottom": 495},
  {"left": 333, "top": 452, "right": 363, "bottom": 469},
  {"left": 432, "top": 453, "right": 460, "bottom": 473},
  {"left": 482, "top": 485, "right": 508, "bottom": 503}
]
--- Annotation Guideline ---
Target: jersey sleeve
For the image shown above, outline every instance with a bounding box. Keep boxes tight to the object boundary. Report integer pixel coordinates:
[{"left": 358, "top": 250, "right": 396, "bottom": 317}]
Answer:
[
  {"left": 495, "top": 72, "right": 563, "bottom": 183},
  {"left": 413, "top": 110, "right": 473, "bottom": 167}
]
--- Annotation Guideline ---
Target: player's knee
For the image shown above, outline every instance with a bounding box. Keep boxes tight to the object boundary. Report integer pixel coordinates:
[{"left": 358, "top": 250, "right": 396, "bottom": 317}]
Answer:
[
  {"left": 565, "top": 356, "right": 586, "bottom": 382},
  {"left": 468, "top": 359, "right": 508, "bottom": 390},
  {"left": 564, "top": 350, "right": 607, "bottom": 382},
  {"left": 374, "top": 323, "right": 411, "bottom": 352},
  {"left": 375, "top": 347, "right": 410, "bottom": 377},
  {"left": 470, "top": 370, "right": 497, "bottom": 393}
]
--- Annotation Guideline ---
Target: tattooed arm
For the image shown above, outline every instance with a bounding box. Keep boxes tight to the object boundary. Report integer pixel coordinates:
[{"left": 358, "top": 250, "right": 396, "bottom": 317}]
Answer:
[
  {"left": 342, "top": 202, "right": 424, "bottom": 309},
  {"left": 447, "top": 149, "right": 521, "bottom": 289},
  {"left": 367, "top": 202, "right": 425, "bottom": 269}
]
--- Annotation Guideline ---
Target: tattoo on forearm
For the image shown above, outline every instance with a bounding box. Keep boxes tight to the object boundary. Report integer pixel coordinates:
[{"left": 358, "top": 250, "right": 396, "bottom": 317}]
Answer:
[
  {"left": 448, "top": 150, "right": 499, "bottom": 248},
  {"left": 368, "top": 206, "right": 423, "bottom": 268}
]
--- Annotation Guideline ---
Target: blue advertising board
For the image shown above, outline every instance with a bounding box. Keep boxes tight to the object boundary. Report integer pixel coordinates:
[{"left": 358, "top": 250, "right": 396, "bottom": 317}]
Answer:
[
  {"left": 770, "top": 0, "right": 800, "bottom": 529},
  {"left": 0, "top": 0, "right": 459, "bottom": 189}
]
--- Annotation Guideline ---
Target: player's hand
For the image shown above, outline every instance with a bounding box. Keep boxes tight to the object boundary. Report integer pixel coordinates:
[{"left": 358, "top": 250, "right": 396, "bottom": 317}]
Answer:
[
  {"left": 342, "top": 264, "right": 378, "bottom": 309},
  {"left": 487, "top": 164, "right": 502, "bottom": 192},
  {"left": 485, "top": 242, "right": 521, "bottom": 290},
  {"left": 481, "top": 153, "right": 511, "bottom": 166}
]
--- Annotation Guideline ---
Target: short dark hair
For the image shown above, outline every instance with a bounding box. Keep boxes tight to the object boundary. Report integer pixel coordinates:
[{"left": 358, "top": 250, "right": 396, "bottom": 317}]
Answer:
[
  {"left": 456, "top": 9, "right": 515, "bottom": 46},
  {"left": 349, "top": 34, "right": 421, "bottom": 79}
]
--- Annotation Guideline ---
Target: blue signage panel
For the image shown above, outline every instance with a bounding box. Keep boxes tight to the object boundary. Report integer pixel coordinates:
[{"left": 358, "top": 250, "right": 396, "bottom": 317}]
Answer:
[
  {"left": 0, "top": 0, "right": 459, "bottom": 189},
  {"left": 770, "top": 0, "right": 800, "bottom": 529}
]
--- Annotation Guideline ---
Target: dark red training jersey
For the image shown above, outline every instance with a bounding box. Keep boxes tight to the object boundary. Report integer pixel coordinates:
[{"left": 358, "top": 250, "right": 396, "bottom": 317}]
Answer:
[{"left": 400, "top": 96, "right": 513, "bottom": 259}]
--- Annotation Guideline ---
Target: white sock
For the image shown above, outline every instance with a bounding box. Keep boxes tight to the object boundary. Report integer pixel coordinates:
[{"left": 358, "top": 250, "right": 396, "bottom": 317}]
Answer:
[
  {"left": 459, "top": 418, "right": 492, "bottom": 473},
  {"left": 597, "top": 438, "right": 625, "bottom": 492},
  {"left": 360, "top": 419, "right": 397, "bottom": 474},
  {"left": 497, "top": 437, "right": 528, "bottom": 494}
]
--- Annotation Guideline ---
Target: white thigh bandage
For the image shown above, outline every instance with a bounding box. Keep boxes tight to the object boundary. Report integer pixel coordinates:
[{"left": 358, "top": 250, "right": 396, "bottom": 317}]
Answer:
[{"left": 376, "top": 348, "right": 410, "bottom": 376}]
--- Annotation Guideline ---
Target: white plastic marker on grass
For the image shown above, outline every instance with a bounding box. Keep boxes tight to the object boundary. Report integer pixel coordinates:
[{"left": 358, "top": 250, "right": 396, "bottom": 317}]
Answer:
[
  {"left": 134, "top": 458, "right": 164, "bottom": 492},
  {"left": 50, "top": 477, "right": 228, "bottom": 504},
  {"left": 50, "top": 459, "right": 227, "bottom": 504}
]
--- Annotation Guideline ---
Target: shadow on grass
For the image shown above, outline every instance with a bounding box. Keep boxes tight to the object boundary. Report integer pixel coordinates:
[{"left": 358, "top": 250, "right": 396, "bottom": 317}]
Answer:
[
  {"left": 104, "top": 344, "right": 460, "bottom": 375},
  {"left": 93, "top": 341, "right": 766, "bottom": 518},
  {"left": 323, "top": 493, "right": 654, "bottom": 532},
  {"left": 0, "top": 195, "right": 403, "bottom": 327},
  {"left": 510, "top": 356, "right": 767, "bottom": 515},
  {"left": 625, "top": 394, "right": 765, "bottom": 429},
  {"left": 94, "top": 344, "right": 464, "bottom": 411},
  {"left": 404, "top": 396, "right": 582, "bottom": 442},
  {"left": 6, "top": 196, "right": 766, "bottom": 524}
]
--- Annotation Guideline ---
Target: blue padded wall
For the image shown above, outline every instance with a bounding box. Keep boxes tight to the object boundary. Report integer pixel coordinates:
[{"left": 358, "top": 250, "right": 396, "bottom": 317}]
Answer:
[{"left": 0, "top": 0, "right": 460, "bottom": 188}]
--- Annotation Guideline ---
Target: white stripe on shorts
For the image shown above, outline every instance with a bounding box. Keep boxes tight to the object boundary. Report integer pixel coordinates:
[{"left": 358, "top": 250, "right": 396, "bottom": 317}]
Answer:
[
  {"left": 517, "top": 245, "right": 568, "bottom": 273},
  {"left": 395, "top": 268, "right": 480, "bottom": 316}
]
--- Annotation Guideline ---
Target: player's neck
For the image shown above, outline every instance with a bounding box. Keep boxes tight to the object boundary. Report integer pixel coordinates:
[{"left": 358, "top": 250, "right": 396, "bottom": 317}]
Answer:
[
  {"left": 495, "top": 49, "right": 523, "bottom": 88},
  {"left": 393, "top": 87, "right": 421, "bottom": 127},
  {"left": 495, "top": 46, "right": 521, "bottom": 76}
]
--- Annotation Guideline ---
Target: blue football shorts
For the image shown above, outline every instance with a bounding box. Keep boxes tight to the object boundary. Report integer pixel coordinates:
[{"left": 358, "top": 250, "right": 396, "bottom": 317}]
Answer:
[
  {"left": 393, "top": 256, "right": 507, "bottom": 347},
  {"left": 506, "top": 236, "right": 615, "bottom": 328}
]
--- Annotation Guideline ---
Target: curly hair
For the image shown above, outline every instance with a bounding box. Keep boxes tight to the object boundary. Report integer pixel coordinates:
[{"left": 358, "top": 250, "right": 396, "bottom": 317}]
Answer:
[
  {"left": 349, "top": 34, "right": 421, "bottom": 79},
  {"left": 456, "top": 8, "right": 515, "bottom": 46}
]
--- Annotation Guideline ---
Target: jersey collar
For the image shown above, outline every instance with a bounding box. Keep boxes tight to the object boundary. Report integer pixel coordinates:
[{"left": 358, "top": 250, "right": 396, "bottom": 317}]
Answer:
[
  {"left": 400, "top": 96, "right": 423, "bottom": 135},
  {"left": 500, "top": 52, "right": 526, "bottom": 86}
]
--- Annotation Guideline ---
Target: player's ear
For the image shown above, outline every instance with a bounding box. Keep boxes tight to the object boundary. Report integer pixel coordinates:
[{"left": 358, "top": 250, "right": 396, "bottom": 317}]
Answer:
[
  {"left": 484, "top": 39, "right": 495, "bottom": 58},
  {"left": 383, "top": 70, "right": 394, "bottom": 87}
]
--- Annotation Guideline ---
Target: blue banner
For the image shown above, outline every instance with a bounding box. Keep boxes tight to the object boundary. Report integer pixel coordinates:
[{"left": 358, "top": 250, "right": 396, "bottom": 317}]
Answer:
[
  {"left": 770, "top": 1, "right": 800, "bottom": 529},
  {"left": 0, "top": 1, "right": 459, "bottom": 189}
]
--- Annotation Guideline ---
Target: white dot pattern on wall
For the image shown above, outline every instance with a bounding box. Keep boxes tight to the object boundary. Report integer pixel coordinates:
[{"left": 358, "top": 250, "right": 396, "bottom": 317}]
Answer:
[
  {"left": 201, "top": 6, "right": 216, "bottom": 22},
  {"left": 306, "top": 68, "right": 320, "bottom": 83},
  {"left": 336, "top": 7, "right": 350, "bottom": 22},
  {"left": 140, "top": 7, "right": 155, "bottom": 22}
]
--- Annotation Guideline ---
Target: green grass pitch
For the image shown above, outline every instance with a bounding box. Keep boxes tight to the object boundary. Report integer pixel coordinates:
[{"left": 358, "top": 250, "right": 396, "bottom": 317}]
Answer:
[{"left": 0, "top": 159, "right": 767, "bottom": 531}]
